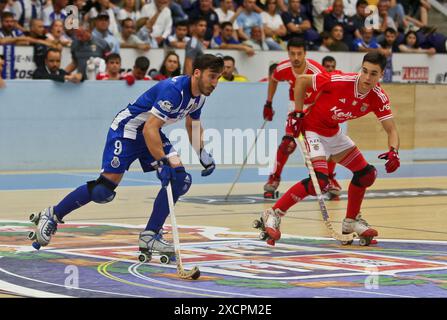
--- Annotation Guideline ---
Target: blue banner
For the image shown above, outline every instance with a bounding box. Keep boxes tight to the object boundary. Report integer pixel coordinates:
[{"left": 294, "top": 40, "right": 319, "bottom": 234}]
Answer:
[{"left": 1, "top": 44, "right": 16, "bottom": 79}]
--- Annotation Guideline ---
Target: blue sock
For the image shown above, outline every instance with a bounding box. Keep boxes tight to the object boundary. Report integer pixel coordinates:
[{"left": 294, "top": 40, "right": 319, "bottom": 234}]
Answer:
[
  {"left": 53, "top": 184, "right": 91, "bottom": 220},
  {"left": 145, "top": 188, "right": 179, "bottom": 232}
]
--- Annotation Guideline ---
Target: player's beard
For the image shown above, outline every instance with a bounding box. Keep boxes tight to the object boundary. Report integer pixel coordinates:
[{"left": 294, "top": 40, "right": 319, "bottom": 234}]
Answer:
[{"left": 198, "top": 76, "right": 214, "bottom": 96}]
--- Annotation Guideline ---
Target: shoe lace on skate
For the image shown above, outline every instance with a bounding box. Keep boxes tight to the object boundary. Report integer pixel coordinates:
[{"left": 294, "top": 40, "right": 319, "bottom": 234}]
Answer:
[
  {"left": 43, "top": 218, "right": 58, "bottom": 237},
  {"left": 154, "top": 232, "right": 171, "bottom": 246}
]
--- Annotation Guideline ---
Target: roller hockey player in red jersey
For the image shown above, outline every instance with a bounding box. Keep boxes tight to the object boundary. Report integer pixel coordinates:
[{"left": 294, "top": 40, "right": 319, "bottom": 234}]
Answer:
[
  {"left": 257, "top": 52, "right": 400, "bottom": 246},
  {"left": 262, "top": 38, "right": 341, "bottom": 200}
]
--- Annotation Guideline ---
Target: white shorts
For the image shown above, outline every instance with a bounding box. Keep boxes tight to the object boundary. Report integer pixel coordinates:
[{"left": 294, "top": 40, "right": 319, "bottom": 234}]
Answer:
[{"left": 305, "top": 129, "right": 355, "bottom": 159}]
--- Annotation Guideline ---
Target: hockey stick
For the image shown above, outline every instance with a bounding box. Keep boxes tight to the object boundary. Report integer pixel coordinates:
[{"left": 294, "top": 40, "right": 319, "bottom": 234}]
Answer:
[
  {"left": 296, "top": 134, "right": 357, "bottom": 242},
  {"left": 166, "top": 181, "right": 200, "bottom": 280},
  {"left": 224, "top": 120, "right": 268, "bottom": 201}
]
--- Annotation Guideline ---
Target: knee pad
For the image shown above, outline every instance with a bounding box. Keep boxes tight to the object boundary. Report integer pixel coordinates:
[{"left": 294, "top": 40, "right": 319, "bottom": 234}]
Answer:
[
  {"left": 302, "top": 172, "right": 329, "bottom": 196},
  {"left": 279, "top": 136, "right": 297, "bottom": 155},
  {"left": 171, "top": 167, "right": 192, "bottom": 197},
  {"left": 352, "top": 164, "right": 377, "bottom": 188},
  {"left": 87, "top": 175, "right": 117, "bottom": 204}
]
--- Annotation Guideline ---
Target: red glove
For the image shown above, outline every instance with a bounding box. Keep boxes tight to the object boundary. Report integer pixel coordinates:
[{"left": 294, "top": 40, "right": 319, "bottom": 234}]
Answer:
[
  {"left": 285, "top": 111, "right": 305, "bottom": 138},
  {"left": 125, "top": 74, "right": 135, "bottom": 86},
  {"left": 378, "top": 148, "right": 400, "bottom": 173},
  {"left": 263, "top": 101, "right": 274, "bottom": 121}
]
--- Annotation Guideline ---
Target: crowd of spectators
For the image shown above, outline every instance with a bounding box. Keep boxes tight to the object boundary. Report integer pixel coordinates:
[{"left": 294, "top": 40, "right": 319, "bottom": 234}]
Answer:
[{"left": 0, "top": 0, "right": 446, "bottom": 84}]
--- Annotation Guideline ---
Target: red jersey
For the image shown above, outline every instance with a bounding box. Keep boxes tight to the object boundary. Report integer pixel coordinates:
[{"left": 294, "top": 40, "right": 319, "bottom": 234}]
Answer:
[
  {"left": 304, "top": 72, "right": 393, "bottom": 137},
  {"left": 96, "top": 73, "right": 123, "bottom": 80},
  {"left": 272, "top": 58, "right": 326, "bottom": 103}
]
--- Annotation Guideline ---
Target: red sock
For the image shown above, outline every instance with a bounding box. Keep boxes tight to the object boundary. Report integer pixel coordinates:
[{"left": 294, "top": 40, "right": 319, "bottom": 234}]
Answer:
[
  {"left": 339, "top": 147, "right": 369, "bottom": 219},
  {"left": 273, "top": 181, "right": 308, "bottom": 212},
  {"left": 273, "top": 148, "right": 289, "bottom": 176},
  {"left": 327, "top": 160, "right": 336, "bottom": 176}
]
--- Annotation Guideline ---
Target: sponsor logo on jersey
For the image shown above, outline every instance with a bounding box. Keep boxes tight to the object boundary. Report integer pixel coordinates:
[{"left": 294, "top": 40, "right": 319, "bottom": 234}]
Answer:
[
  {"left": 111, "top": 156, "right": 120, "bottom": 168},
  {"left": 379, "top": 104, "right": 391, "bottom": 112},
  {"left": 158, "top": 100, "right": 173, "bottom": 112},
  {"left": 352, "top": 101, "right": 358, "bottom": 106},
  {"left": 330, "top": 106, "right": 354, "bottom": 121}
]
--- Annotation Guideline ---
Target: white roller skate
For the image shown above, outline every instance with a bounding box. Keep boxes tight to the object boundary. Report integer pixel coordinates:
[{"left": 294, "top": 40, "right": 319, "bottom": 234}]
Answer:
[
  {"left": 252, "top": 208, "right": 284, "bottom": 246},
  {"left": 28, "top": 207, "right": 64, "bottom": 250},
  {"left": 341, "top": 214, "right": 378, "bottom": 246},
  {"left": 137, "top": 230, "right": 176, "bottom": 264}
]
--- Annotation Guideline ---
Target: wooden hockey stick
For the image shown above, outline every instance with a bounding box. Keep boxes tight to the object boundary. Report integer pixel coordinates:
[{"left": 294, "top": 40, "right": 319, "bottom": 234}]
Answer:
[
  {"left": 224, "top": 120, "right": 268, "bottom": 201},
  {"left": 296, "top": 134, "right": 357, "bottom": 242},
  {"left": 166, "top": 181, "right": 200, "bottom": 280}
]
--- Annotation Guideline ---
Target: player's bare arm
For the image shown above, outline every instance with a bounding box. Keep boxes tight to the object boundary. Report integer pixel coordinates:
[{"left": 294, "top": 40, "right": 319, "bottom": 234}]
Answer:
[
  {"left": 293, "top": 74, "right": 313, "bottom": 112},
  {"left": 381, "top": 118, "right": 400, "bottom": 151},
  {"left": 143, "top": 114, "right": 167, "bottom": 161},
  {"left": 185, "top": 115, "right": 204, "bottom": 153}
]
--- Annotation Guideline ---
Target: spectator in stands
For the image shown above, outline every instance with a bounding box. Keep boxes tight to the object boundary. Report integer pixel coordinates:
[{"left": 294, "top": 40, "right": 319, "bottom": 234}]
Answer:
[
  {"left": 152, "top": 51, "right": 181, "bottom": 81},
  {"left": 46, "top": 19, "right": 72, "bottom": 47},
  {"left": 398, "top": 30, "right": 436, "bottom": 54},
  {"left": 85, "top": 0, "right": 120, "bottom": 36},
  {"left": 243, "top": 25, "right": 269, "bottom": 50},
  {"left": 328, "top": 23, "right": 349, "bottom": 51},
  {"left": 324, "top": 0, "right": 356, "bottom": 47},
  {"left": 312, "top": 0, "right": 333, "bottom": 33},
  {"left": 219, "top": 55, "right": 249, "bottom": 82},
  {"left": 377, "top": 0, "right": 398, "bottom": 33},
  {"left": 183, "top": 17, "right": 207, "bottom": 75},
  {"left": 123, "top": 56, "right": 152, "bottom": 85},
  {"left": 259, "top": 62, "right": 278, "bottom": 82},
  {"left": 386, "top": 0, "right": 407, "bottom": 32},
  {"left": 166, "top": 20, "right": 190, "bottom": 49},
  {"left": 136, "top": 16, "right": 160, "bottom": 48},
  {"left": 170, "top": 0, "right": 189, "bottom": 25},
  {"left": 318, "top": 31, "right": 333, "bottom": 51},
  {"left": 417, "top": 30, "right": 447, "bottom": 53},
  {"left": 215, "top": 0, "right": 240, "bottom": 31},
  {"left": 211, "top": 21, "right": 255, "bottom": 56},
  {"left": 96, "top": 53, "right": 122, "bottom": 80},
  {"left": 43, "top": 0, "right": 68, "bottom": 29},
  {"left": 236, "top": 0, "right": 263, "bottom": 42},
  {"left": 29, "top": 18, "right": 60, "bottom": 69},
  {"left": 92, "top": 13, "right": 120, "bottom": 53},
  {"left": 262, "top": 0, "right": 287, "bottom": 50},
  {"left": 321, "top": 55, "right": 337, "bottom": 72},
  {"left": 379, "top": 27, "right": 399, "bottom": 56},
  {"left": 139, "top": 0, "right": 173, "bottom": 47},
  {"left": 188, "top": 0, "right": 220, "bottom": 41},
  {"left": 403, "top": 0, "right": 431, "bottom": 29},
  {"left": 351, "top": 0, "right": 368, "bottom": 39},
  {"left": 66, "top": 26, "right": 111, "bottom": 79},
  {"left": 0, "top": 11, "right": 26, "bottom": 39},
  {"left": 10, "top": 0, "right": 43, "bottom": 31},
  {"left": 32, "top": 48, "right": 82, "bottom": 83},
  {"left": 281, "top": 0, "right": 316, "bottom": 45},
  {"left": 353, "top": 27, "right": 380, "bottom": 52},
  {"left": 118, "top": 18, "right": 150, "bottom": 51},
  {"left": 343, "top": 0, "right": 357, "bottom": 17},
  {"left": 117, "top": 0, "right": 141, "bottom": 23},
  {"left": 0, "top": 54, "right": 5, "bottom": 88}
]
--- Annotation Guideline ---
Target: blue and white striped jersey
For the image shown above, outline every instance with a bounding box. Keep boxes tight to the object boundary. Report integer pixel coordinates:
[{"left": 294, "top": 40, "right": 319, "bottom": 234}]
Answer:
[{"left": 111, "top": 76, "right": 206, "bottom": 140}]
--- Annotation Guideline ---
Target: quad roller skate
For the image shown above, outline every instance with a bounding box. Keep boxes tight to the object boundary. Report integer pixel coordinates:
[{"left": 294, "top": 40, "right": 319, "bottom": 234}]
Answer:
[
  {"left": 327, "top": 173, "right": 342, "bottom": 201},
  {"left": 137, "top": 230, "right": 176, "bottom": 264},
  {"left": 28, "top": 207, "right": 64, "bottom": 250},
  {"left": 341, "top": 214, "right": 378, "bottom": 246},
  {"left": 252, "top": 208, "right": 284, "bottom": 246},
  {"left": 263, "top": 174, "right": 280, "bottom": 199}
]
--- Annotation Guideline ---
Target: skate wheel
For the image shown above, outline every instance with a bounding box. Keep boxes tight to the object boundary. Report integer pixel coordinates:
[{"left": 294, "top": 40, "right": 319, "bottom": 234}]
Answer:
[
  {"left": 252, "top": 219, "right": 262, "bottom": 229},
  {"left": 259, "top": 231, "right": 269, "bottom": 241},
  {"left": 29, "top": 213, "right": 40, "bottom": 225},
  {"left": 359, "top": 237, "right": 372, "bottom": 246},
  {"left": 138, "top": 253, "right": 151, "bottom": 263},
  {"left": 32, "top": 242, "right": 41, "bottom": 250},
  {"left": 274, "top": 191, "right": 279, "bottom": 199},
  {"left": 28, "top": 231, "right": 36, "bottom": 240},
  {"left": 160, "top": 255, "right": 170, "bottom": 264},
  {"left": 341, "top": 240, "right": 353, "bottom": 246}
]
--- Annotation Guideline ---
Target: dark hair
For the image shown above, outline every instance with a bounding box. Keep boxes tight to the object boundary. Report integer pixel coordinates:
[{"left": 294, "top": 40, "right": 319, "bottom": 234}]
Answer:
[
  {"left": 193, "top": 54, "right": 224, "bottom": 73},
  {"left": 356, "top": 0, "right": 368, "bottom": 7},
  {"left": 134, "top": 56, "right": 150, "bottom": 71},
  {"left": 362, "top": 52, "right": 387, "bottom": 71},
  {"left": 0, "top": 54, "right": 5, "bottom": 60},
  {"left": 384, "top": 27, "right": 397, "bottom": 35},
  {"left": 159, "top": 51, "right": 181, "bottom": 77},
  {"left": 322, "top": 55, "right": 336, "bottom": 65},
  {"left": 287, "top": 37, "right": 306, "bottom": 50},
  {"left": 331, "top": 23, "right": 345, "bottom": 31},
  {"left": 189, "top": 16, "right": 207, "bottom": 26},
  {"left": 175, "top": 20, "right": 188, "bottom": 28},
  {"left": 1, "top": 11, "right": 14, "bottom": 20},
  {"left": 320, "top": 31, "right": 331, "bottom": 40},
  {"left": 121, "top": 18, "right": 134, "bottom": 28},
  {"left": 222, "top": 55, "right": 235, "bottom": 64},
  {"left": 220, "top": 21, "right": 233, "bottom": 29},
  {"left": 45, "top": 48, "right": 61, "bottom": 59},
  {"left": 106, "top": 53, "right": 121, "bottom": 63},
  {"left": 403, "top": 30, "right": 419, "bottom": 48}
]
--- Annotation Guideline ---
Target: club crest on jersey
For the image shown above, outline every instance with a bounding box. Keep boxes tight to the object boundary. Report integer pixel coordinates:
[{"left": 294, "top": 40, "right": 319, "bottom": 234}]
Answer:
[
  {"left": 158, "top": 100, "right": 173, "bottom": 112},
  {"left": 361, "top": 104, "right": 369, "bottom": 112},
  {"left": 111, "top": 156, "right": 120, "bottom": 168}
]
